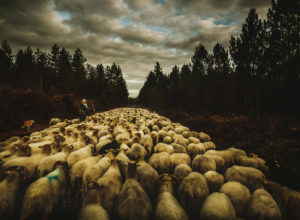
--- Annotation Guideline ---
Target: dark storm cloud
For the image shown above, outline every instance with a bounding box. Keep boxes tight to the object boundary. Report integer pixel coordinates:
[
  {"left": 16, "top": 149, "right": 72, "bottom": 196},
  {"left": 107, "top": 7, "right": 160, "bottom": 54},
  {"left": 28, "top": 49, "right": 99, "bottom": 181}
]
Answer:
[{"left": 0, "top": 0, "right": 271, "bottom": 97}]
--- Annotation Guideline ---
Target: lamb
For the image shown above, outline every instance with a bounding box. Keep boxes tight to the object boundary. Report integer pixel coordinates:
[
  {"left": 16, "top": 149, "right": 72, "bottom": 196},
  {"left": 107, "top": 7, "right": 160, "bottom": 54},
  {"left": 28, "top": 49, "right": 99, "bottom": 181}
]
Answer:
[
  {"left": 204, "top": 171, "right": 224, "bottom": 192},
  {"left": 128, "top": 143, "right": 147, "bottom": 161},
  {"left": 149, "top": 152, "right": 172, "bottom": 174},
  {"left": 78, "top": 182, "right": 109, "bottom": 220},
  {"left": 0, "top": 166, "right": 26, "bottom": 219},
  {"left": 225, "top": 165, "right": 266, "bottom": 192},
  {"left": 19, "top": 161, "right": 68, "bottom": 220},
  {"left": 136, "top": 159, "right": 159, "bottom": 201},
  {"left": 163, "top": 136, "right": 173, "bottom": 144},
  {"left": 115, "top": 162, "right": 152, "bottom": 220},
  {"left": 186, "top": 143, "right": 206, "bottom": 159},
  {"left": 236, "top": 155, "right": 269, "bottom": 175},
  {"left": 178, "top": 172, "right": 209, "bottom": 220},
  {"left": 154, "top": 143, "right": 174, "bottom": 155},
  {"left": 155, "top": 174, "right": 189, "bottom": 220},
  {"left": 67, "top": 144, "right": 95, "bottom": 167},
  {"left": 96, "top": 158, "right": 122, "bottom": 214},
  {"left": 173, "top": 164, "right": 192, "bottom": 184},
  {"left": 200, "top": 192, "right": 236, "bottom": 220},
  {"left": 246, "top": 188, "right": 281, "bottom": 220},
  {"left": 219, "top": 181, "right": 251, "bottom": 217},
  {"left": 192, "top": 154, "right": 216, "bottom": 174},
  {"left": 170, "top": 153, "right": 191, "bottom": 169}
]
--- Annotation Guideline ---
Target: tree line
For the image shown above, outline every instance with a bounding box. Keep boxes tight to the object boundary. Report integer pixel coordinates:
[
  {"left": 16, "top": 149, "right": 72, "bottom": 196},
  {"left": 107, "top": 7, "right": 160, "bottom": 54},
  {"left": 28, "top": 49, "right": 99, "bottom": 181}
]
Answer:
[
  {"left": 139, "top": 0, "right": 300, "bottom": 119},
  {"left": 0, "top": 43, "right": 128, "bottom": 105}
]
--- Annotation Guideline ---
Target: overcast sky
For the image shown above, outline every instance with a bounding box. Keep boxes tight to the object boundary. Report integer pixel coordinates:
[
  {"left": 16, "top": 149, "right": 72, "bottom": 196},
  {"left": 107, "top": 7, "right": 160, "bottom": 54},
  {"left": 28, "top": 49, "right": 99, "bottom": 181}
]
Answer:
[{"left": 0, "top": 0, "right": 271, "bottom": 97}]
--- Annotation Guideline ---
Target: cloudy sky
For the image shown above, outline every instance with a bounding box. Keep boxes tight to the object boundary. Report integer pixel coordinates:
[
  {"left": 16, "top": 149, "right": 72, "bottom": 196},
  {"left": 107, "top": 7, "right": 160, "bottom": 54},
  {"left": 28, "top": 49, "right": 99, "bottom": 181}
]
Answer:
[{"left": 0, "top": 0, "right": 271, "bottom": 97}]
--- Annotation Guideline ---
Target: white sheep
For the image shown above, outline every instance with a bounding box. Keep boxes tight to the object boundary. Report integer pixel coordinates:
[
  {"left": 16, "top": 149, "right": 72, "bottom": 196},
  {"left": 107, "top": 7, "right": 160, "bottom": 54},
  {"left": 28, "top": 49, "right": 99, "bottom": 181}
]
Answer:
[
  {"left": 115, "top": 162, "right": 152, "bottom": 220},
  {"left": 246, "top": 188, "right": 281, "bottom": 220},
  {"left": 78, "top": 182, "right": 109, "bottom": 220},
  {"left": 219, "top": 181, "right": 251, "bottom": 217},
  {"left": 204, "top": 154, "right": 226, "bottom": 173},
  {"left": 128, "top": 143, "right": 147, "bottom": 161},
  {"left": 171, "top": 143, "right": 187, "bottom": 153},
  {"left": 49, "top": 118, "right": 61, "bottom": 126},
  {"left": 236, "top": 155, "right": 269, "bottom": 175},
  {"left": 137, "top": 159, "right": 159, "bottom": 202},
  {"left": 170, "top": 153, "right": 191, "bottom": 169},
  {"left": 204, "top": 170, "right": 224, "bottom": 192},
  {"left": 187, "top": 143, "right": 206, "bottom": 159},
  {"left": 225, "top": 165, "right": 266, "bottom": 192},
  {"left": 155, "top": 174, "right": 188, "bottom": 220},
  {"left": 200, "top": 192, "right": 236, "bottom": 220},
  {"left": 19, "top": 161, "right": 68, "bottom": 220},
  {"left": 173, "top": 164, "right": 192, "bottom": 184},
  {"left": 192, "top": 154, "right": 216, "bottom": 174},
  {"left": 67, "top": 144, "right": 95, "bottom": 167},
  {"left": 199, "top": 132, "right": 211, "bottom": 142},
  {"left": 149, "top": 152, "right": 171, "bottom": 174},
  {"left": 0, "top": 166, "right": 26, "bottom": 218},
  {"left": 154, "top": 142, "right": 174, "bottom": 155},
  {"left": 96, "top": 158, "right": 122, "bottom": 214},
  {"left": 178, "top": 172, "right": 209, "bottom": 219},
  {"left": 204, "top": 150, "right": 234, "bottom": 169}
]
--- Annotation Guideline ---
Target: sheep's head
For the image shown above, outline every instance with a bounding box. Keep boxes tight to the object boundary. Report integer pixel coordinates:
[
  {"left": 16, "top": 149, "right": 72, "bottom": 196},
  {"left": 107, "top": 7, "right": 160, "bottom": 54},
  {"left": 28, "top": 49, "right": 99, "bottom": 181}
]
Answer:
[
  {"left": 41, "top": 144, "right": 52, "bottom": 155},
  {"left": 5, "top": 166, "right": 28, "bottom": 182},
  {"left": 16, "top": 144, "right": 31, "bottom": 157},
  {"left": 55, "top": 135, "right": 65, "bottom": 143},
  {"left": 53, "top": 161, "right": 68, "bottom": 173}
]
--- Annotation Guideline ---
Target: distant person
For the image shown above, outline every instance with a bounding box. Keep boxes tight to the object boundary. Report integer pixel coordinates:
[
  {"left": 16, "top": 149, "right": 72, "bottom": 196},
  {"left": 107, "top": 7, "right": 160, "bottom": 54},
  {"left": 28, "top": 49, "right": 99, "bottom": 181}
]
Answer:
[{"left": 78, "top": 98, "right": 90, "bottom": 121}]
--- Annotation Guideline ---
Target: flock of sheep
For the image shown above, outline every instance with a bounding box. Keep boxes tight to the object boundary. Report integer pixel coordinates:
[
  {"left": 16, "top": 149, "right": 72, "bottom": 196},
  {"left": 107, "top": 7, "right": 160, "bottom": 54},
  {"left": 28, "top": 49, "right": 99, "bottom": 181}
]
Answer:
[{"left": 0, "top": 107, "right": 299, "bottom": 220}]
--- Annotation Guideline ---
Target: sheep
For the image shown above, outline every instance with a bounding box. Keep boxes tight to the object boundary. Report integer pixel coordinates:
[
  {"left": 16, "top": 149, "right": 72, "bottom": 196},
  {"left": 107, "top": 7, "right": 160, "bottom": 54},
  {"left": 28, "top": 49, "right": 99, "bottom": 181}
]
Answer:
[
  {"left": 170, "top": 153, "right": 191, "bottom": 169},
  {"left": 0, "top": 166, "right": 26, "bottom": 219},
  {"left": 198, "top": 132, "right": 211, "bottom": 142},
  {"left": 19, "top": 161, "right": 68, "bottom": 220},
  {"left": 178, "top": 172, "right": 209, "bottom": 220},
  {"left": 115, "top": 162, "right": 152, "bottom": 220},
  {"left": 236, "top": 155, "right": 269, "bottom": 175},
  {"left": 203, "top": 141, "right": 216, "bottom": 151},
  {"left": 78, "top": 182, "right": 109, "bottom": 220},
  {"left": 171, "top": 143, "right": 187, "bottom": 153},
  {"left": 82, "top": 152, "right": 114, "bottom": 185},
  {"left": 200, "top": 192, "right": 236, "bottom": 220},
  {"left": 204, "top": 171, "right": 224, "bottom": 192},
  {"left": 173, "top": 164, "right": 192, "bottom": 184},
  {"left": 149, "top": 152, "right": 172, "bottom": 174},
  {"left": 246, "top": 188, "right": 281, "bottom": 220},
  {"left": 204, "top": 154, "right": 226, "bottom": 173},
  {"left": 163, "top": 136, "right": 173, "bottom": 144},
  {"left": 137, "top": 160, "right": 159, "bottom": 201},
  {"left": 226, "top": 147, "right": 247, "bottom": 162},
  {"left": 219, "top": 181, "right": 251, "bottom": 217},
  {"left": 96, "top": 158, "right": 122, "bottom": 214},
  {"left": 155, "top": 174, "right": 189, "bottom": 220},
  {"left": 264, "top": 180, "right": 300, "bottom": 220},
  {"left": 173, "top": 135, "right": 189, "bottom": 147},
  {"left": 188, "top": 137, "right": 200, "bottom": 144},
  {"left": 139, "top": 134, "right": 153, "bottom": 157},
  {"left": 67, "top": 144, "right": 95, "bottom": 167},
  {"left": 186, "top": 143, "right": 206, "bottom": 159},
  {"left": 225, "top": 165, "right": 266, "bottom": 192},
  {"left": 204, "top": 150, "right": 234, "bottom": 169},
  {"left": 116, "top": 148, "right": 130, "bottom": 178},
  {"left": 192, "top": 154, "right": 216, "bottom": 174},
  {"left": 158, "top": 130, "right": 168, "bottom": 142},
  {"left": 37, "top": 145, "right": 73, "bottom": 177},
  {"left": 69, "top": 156, "right": 100, "bottom": 205},
  {"left": 128, "top": 143, "right": 147, "bottom": 161},
  {"left": 154, "top": 142, "right": 174, "bottom": 155},
  {"left": 49, "top": 118, "right": 61, "bottom": 126}
]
